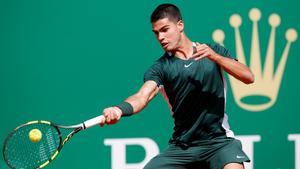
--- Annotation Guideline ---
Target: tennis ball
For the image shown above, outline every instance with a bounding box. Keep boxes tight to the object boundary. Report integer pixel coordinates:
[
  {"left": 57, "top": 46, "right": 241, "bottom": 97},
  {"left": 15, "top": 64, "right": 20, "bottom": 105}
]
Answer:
[{"left": 29, "top": 129, "right": 42, "bottom": 143}]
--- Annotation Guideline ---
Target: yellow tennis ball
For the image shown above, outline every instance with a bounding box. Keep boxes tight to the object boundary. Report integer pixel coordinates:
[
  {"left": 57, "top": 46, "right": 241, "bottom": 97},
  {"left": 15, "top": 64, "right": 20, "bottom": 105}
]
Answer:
[{"left": 29, "top": 129, "right": 42, "bottom": 143}]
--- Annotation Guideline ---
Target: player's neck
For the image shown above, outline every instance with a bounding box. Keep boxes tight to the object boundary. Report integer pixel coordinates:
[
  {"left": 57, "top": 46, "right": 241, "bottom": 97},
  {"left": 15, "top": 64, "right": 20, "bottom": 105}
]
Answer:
[{"left": 174, "top": 35, "right": 194, "bottom": 60}]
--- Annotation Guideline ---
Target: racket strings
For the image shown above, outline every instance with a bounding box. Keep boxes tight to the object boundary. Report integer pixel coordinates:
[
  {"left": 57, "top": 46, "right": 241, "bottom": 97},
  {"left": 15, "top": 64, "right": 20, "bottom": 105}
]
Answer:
[{"left": 3, "top": 123, "right": 61, "bottom": 169}]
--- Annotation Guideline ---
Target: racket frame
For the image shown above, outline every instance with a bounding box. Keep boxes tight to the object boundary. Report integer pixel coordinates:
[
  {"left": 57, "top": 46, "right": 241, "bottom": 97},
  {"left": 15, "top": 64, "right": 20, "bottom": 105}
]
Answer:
[
  {"left": 2, "top": 115, "right": 104, "bottom": 169},
  {"left": 2, "top": 120, "right": 63, "bottom": 169}
]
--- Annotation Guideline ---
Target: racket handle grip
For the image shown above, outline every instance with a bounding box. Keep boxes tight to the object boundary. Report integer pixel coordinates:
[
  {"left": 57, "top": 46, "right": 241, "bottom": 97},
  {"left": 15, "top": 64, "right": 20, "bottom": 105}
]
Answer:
[{"left": 83, "top": 115, "right": 105, "bottom": 129}]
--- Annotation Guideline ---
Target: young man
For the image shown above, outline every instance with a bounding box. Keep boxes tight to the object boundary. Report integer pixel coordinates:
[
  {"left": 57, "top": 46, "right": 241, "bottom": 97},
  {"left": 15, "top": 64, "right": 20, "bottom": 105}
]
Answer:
[{"left": 100, "top": 3, "right": 254, "bottom": 169}]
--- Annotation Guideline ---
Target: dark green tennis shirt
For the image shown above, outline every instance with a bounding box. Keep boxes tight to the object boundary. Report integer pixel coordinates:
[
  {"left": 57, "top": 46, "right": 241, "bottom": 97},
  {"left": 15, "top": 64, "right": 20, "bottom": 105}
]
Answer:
[{"left": 144, "top": 43, "right": 235, "bottom": 145}]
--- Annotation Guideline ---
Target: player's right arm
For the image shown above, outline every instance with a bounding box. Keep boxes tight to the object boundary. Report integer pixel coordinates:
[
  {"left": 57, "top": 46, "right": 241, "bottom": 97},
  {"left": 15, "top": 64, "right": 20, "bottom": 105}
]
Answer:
[{"left": 101, "top": 80, "right": 160, "bottom": 125}]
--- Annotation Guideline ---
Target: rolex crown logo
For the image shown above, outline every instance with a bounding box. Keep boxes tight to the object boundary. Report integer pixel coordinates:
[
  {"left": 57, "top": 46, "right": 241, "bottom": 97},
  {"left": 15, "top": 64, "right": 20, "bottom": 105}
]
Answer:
[{"left": 212, "top": 8, "right": 297, "bottom": 112}]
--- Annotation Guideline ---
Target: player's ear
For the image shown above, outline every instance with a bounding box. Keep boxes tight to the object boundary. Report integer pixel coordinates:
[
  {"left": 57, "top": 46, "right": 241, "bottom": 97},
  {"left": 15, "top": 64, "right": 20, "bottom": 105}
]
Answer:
[{"left": 177, "top": 20, "right": 184, "bottom": 32}]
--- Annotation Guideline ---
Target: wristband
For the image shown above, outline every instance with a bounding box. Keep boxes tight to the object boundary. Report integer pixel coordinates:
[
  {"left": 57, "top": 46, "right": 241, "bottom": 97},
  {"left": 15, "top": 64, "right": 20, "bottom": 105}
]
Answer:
[{"left": 115, "top": 102, "right": 134, "bottom": 117}]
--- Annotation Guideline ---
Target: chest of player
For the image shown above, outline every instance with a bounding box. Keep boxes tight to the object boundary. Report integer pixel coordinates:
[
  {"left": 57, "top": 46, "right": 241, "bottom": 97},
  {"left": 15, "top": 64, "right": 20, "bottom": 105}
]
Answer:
[{"left": 163, "top": 57, "right": 223, "bottom": 91}]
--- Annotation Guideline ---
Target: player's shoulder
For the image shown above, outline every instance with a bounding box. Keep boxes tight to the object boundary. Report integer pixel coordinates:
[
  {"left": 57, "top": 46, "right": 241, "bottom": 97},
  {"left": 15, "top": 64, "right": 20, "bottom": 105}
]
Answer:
[
  {"left": 155, "top": 52, "right": 170, "bottom": 64},
  {"left": 207, "top": 43, "right": 227, "bottom": 52},
  {"left": 146, "top": 53, "right": 168, "bottom": 70}
]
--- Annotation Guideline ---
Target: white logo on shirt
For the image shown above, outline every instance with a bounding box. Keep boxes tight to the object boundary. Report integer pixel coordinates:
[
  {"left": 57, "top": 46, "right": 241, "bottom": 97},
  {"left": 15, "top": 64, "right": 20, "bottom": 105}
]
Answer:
[{"left": 184, "top": 62, "right": 194, "bottom": 68}]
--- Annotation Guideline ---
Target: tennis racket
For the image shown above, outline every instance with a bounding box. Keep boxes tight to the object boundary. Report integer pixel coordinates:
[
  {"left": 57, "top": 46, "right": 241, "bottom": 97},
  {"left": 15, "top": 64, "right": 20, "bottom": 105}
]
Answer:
[{"left": 2, "top": 115, "right": 105, "bottom": 169}]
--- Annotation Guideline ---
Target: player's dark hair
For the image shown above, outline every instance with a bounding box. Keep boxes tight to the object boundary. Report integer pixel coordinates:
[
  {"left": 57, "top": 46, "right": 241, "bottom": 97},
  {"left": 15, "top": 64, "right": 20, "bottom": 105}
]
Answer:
[{"left": 150, "top": 3, "right": 182, "bottom": 23}]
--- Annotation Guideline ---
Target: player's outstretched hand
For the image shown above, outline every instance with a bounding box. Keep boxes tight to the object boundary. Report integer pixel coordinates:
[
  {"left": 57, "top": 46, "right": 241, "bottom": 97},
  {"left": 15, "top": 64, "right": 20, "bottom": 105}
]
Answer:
[{"left": 100, "top": 107, "right": 122, "bottom": 126}]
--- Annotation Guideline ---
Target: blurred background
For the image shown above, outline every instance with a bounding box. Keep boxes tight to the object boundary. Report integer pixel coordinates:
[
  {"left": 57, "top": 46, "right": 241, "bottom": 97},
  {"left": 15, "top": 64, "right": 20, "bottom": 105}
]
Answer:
[{"left": 1, "top": 0, "right": 299, "bottom": 168}]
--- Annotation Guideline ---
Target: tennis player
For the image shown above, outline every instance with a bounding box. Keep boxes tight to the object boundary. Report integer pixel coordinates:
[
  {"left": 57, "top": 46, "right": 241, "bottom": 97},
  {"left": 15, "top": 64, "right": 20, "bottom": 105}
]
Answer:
[{"left": 101, "top": 3, "right": 254, "bottom": 169}]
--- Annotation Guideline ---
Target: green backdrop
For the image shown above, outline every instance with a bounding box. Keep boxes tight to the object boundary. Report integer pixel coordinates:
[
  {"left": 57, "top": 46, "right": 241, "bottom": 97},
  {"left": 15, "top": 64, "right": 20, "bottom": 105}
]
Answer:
[{"left": 1, "top": 0, "right": 299, "bottom": 169}]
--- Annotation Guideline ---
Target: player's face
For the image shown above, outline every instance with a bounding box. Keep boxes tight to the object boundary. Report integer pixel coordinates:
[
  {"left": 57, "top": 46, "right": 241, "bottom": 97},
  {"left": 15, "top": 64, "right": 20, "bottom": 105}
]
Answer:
[{"left": 152, "top": 18, "right": 183, "bottom": 52}]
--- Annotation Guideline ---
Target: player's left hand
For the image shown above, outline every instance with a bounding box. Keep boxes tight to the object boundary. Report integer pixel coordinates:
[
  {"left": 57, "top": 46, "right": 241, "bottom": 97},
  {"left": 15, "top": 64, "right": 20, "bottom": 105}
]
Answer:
[{"left": 192, "top": 42, "right": 220, "bottom": 62}]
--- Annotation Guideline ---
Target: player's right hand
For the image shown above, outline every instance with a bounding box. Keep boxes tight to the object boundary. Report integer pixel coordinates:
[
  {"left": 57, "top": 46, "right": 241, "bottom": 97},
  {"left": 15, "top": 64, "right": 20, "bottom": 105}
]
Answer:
[{"left": 100, "top": 107, "right": 122, "bottom": 126}]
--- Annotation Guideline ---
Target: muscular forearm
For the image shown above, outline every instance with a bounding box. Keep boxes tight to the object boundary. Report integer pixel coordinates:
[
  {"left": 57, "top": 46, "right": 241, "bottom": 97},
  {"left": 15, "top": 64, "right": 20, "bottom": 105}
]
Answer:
[
  {"left": 123, "top": 81, "right": 159, "bottom": 114},
  {"left": 192, "top": 43, "right": 254, "bottom": 84},
  {"left": 124, "top": 93, "right": 148, "bottom": 114},
  {"left": 102, "top": 81, "right": 159, "bottom": 125},
  {"left": 214, "top": 54, "right": 254, "bottom": 84}
]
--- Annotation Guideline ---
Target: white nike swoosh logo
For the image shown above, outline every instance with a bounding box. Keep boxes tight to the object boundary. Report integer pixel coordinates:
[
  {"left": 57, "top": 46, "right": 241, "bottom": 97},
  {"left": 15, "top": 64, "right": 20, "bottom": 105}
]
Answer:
[
  {"left": 236, "top": 155, "right": 246, "bottom": 159},
  {"left": 184, "top": 62, "right": 194, "bottom": 68}
]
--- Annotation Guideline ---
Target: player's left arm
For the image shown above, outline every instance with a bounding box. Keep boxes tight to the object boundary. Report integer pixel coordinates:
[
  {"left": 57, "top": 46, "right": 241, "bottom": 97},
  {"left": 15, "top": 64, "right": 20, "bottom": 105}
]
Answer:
[{"left": 192, "top": 43, "right": 254, "bottom": 84}]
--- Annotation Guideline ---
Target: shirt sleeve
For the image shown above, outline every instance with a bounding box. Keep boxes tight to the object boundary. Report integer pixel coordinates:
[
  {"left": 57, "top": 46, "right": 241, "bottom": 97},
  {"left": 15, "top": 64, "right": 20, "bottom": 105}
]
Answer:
[{"left": 143, "top": 61, "right": 164, "bottom": 87}]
